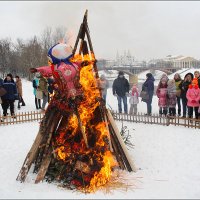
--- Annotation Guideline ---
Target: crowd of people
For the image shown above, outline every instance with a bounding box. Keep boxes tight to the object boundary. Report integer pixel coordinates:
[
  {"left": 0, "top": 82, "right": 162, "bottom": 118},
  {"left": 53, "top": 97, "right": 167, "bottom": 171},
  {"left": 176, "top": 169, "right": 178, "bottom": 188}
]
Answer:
[
  {"left": 0, "top": 72, "right": 54, "bottom": 120},
  {"left": 0, "top": 74, "right": 26, "bottom": 119},
  {"left": 32, "top": 73, "right": 54, "bottom": 111},
  {"left": 0, "top": 70, "right": 200, "bottom": 120},
  {"left": 111, "top": 70, "right": 200, "bottom": 120}
]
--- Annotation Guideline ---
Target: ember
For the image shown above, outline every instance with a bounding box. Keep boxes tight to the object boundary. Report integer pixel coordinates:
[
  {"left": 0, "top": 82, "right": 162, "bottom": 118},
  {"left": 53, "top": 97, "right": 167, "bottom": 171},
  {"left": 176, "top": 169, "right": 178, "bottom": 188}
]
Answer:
[{"left": 16, "top": 10, "right": 136, "bottom": 193}]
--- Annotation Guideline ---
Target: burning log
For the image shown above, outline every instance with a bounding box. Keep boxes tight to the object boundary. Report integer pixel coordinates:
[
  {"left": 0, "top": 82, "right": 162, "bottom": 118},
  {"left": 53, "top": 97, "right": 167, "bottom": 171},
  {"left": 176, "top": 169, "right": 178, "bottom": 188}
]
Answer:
[
  {"left": 75, "top": 160, "right": 91, "bottom": 174},
  {"left": 16, "top": 10, "right": 136, "bottom": 193}
]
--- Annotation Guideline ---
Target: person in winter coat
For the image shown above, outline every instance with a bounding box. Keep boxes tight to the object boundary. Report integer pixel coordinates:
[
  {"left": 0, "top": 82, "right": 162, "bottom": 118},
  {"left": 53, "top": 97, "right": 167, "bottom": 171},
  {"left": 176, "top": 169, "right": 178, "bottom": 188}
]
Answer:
[
  {"left": 194, "top": 70, "right": 200, "bottom": 118},
  {"left": 167, "top": 79, "right": 177, "bottom": 116},
  {"left": 15, "top": 76, "right": 26, "bottom": 109},
  {"left": 1, "top": 73, "right": 18, "bottom": 117},
  {"left": 99, "top": 74, "right": 109, "bottom": 104},
  {"left": 38, "top": 75, "right": 49, "bottom": 111},
  {"left": 129, "top": 84, "right": 139, "bottom": 115},
  {"left": 186, "top": 78, "right": 200, "bottom": 119},
  {"left": 33, "top": 74, "right": 41, "bottom": 110},
  {"left": 194, "top": 71, "right": 200, "bottom": 88},
  {"left": 179, "top": 72, "right": 193, "bottom": 118},
  {"left": 174, "top": 73, "right": 182, "bottom": 116},
  {"left": 141, "top": 73, "right": 155, "bottom": 115},
  {"left": 112, "top": 71, "right": 130, "bottom": 114},
  {"left": 156, "top": 75, "right": 168, "bottom": 116}
]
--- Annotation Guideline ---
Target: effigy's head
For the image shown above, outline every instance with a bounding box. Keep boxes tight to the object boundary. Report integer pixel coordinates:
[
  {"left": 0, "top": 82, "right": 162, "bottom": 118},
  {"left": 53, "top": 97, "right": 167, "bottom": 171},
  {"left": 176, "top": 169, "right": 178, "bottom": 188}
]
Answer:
[{"left": 47, "top": 43, "right": 73, "bottom": 65}]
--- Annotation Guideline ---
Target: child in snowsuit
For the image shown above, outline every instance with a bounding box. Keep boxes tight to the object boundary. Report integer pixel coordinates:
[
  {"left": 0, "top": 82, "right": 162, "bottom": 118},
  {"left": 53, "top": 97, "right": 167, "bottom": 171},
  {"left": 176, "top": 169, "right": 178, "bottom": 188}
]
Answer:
[
  {"left": 129, "top": 84, "right": 139, "bottom": 115},
  {"left": 156, "top": 76, "right": 168, "bottom": 116},
  {"left": 186, "top": 78, "right": 200, "bottom": 119}
]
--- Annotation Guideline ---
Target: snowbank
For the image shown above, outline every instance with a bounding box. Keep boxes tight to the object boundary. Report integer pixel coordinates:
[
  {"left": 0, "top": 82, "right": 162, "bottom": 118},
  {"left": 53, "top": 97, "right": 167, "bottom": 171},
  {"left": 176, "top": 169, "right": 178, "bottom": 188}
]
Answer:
[{"left": 0, "top": 75, "right": 200, "bottom": 198}]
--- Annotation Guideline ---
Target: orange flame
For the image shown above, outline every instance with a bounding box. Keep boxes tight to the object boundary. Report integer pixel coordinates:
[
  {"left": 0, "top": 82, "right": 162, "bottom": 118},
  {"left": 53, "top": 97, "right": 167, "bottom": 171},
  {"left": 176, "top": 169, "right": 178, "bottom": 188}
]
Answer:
[{"left": 54, "top": 53, "right": 116, "bottom": 192}]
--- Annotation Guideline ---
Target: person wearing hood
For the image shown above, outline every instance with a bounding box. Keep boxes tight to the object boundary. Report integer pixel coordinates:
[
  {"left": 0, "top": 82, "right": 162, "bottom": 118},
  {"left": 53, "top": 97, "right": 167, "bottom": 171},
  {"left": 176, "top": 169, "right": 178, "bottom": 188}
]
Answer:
[
  {"left": 156, "top": 75, "right": 168, "bottom": 116},
  {"left": 186, "top": 78, "right": 200, "bottom": 120},
  {"left": 1, "top": 73, "right": 18, "bottom": 118},
  {"left": 179, "top": 72, "right": 193, "bottom": 118},
  {"left": 15, "top": 76, "right": 26, "bottom": 109},
  {"left": 112, "top": 71, "right": 130, "bottom": 114},
  {"left": 141, "top": 73, "right": 155, "bottom": 115},
  {"left": 129, "top": 84, "right": 139, "bottom": 115}
]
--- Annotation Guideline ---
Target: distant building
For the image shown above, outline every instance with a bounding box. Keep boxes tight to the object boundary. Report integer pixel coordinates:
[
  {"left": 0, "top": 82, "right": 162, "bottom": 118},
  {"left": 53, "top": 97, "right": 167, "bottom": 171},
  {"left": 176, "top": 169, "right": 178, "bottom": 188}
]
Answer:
[
  {"left": 164, "top": 55, "right": 200, "bottom": 68},
  {"left": 148, "top": 55, "right": 200, "bottom": 69},
  {"left": 116, "top": 50, "right": 134, "bottom": 66}
]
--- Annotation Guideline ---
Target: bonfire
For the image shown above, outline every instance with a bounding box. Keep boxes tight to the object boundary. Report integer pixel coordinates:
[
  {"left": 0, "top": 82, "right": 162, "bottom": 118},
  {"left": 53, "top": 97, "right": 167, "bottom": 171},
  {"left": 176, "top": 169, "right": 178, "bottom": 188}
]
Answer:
[{"left": 16, "top": 10, "right": 136, "bottom": 193}]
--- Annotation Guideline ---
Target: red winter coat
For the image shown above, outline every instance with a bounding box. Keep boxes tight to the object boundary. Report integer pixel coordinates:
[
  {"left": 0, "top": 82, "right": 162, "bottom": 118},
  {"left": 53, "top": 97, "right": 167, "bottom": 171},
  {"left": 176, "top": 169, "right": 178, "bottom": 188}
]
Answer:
[
  {"left": 186, "top": 87, "right": 200, "bottom": 107},
  {"left": 156, "top": 84, "right": 168, "bottom": 107}
]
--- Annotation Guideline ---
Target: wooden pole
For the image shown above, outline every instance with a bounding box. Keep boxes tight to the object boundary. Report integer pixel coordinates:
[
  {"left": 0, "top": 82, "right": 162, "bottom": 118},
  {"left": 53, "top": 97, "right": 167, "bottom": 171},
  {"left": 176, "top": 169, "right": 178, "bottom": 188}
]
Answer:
[{"left": 106, "top": 109, "right": 137, "bottom": 172}]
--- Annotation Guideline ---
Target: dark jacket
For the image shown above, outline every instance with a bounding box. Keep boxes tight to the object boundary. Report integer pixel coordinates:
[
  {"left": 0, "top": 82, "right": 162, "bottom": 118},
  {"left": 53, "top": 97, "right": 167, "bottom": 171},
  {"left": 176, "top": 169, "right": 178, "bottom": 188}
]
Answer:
[
  {"left": 198, "top": 77, "right": 200, "bottom": 88},
  {"left": 47, "top": 77, "right": 54, "bottom": 94},
  {"left": 1, "top": 81, "right": 18, "bottom": 100},
  {"left": 112, "top": 76, "right": 130, "bottom": 97},
  {"left": 179, "top": 72, "right": 193, "bottom": 100},
  {"left": 142, "top": 76, "right": 155, "bottom": 95},
  {"left": 0, "top": 78, "right": 3, "bottom": 87}
]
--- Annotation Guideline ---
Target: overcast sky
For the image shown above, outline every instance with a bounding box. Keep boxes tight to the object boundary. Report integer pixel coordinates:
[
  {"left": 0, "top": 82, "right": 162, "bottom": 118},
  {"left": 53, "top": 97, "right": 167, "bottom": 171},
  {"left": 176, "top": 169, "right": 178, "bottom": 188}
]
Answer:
[{"left": 1, "top": 1, "right": 200, "bottom": 61}]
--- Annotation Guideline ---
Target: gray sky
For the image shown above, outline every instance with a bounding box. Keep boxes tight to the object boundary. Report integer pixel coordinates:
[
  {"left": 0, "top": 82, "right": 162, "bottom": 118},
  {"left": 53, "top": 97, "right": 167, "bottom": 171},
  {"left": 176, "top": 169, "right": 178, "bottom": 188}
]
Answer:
[{"left": 0, "top": 1, "right": 200, "bottom": 61}]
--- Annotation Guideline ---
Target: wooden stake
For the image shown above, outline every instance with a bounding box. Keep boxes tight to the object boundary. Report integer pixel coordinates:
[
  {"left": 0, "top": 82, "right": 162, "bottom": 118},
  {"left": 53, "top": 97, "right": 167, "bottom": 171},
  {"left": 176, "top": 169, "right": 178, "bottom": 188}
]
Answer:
[{"left": 106, "top": 109, "right": 137, "bottom": 172}]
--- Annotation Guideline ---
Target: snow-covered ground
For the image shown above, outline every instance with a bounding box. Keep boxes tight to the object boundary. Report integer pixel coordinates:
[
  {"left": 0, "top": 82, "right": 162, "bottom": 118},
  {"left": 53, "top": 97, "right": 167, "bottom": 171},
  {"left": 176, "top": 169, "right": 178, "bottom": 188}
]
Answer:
[{"left": 0, "top": 77, "right": 200, "bottom": 199}]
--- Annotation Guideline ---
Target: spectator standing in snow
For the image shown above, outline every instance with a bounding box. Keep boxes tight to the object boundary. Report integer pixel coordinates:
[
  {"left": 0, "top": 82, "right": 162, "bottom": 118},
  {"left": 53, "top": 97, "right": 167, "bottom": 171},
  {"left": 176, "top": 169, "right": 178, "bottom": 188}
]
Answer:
[
  {"left": 1, "top": 74, "right": 18, "bottom": 118},
  {"left": 194, "top": 71, "right": 200, "bottom": 118},
  {"left": 38, "top": 75, "right": 48, "bottom": 111},
  {"left": 186, "top": 78, "right": 200, "bottom": 120},
  {"left": 112, "top": 71, "right": 130, "bottom": 114},
  {"left": 194, "top": 71, "right": 200, "bottom": 88},
  {"left": 141, "top": 73, "right": 155, "bottom": 116},
  {"left": 129, "top": 84, "right": 139, "bottom": 115},
  {"left": 15, "top": 75, "right": 26, "bottom": 109},
  {"left": 179, "top": 73, "right": 193, "bottom": 118},
  {"left": 99, "top": 74, "right": 109, "bottom": 104},
  {"left": 33, "top": 73, "right": 41, "bottom": 110},
  {"left": 156, "top": 75, "right": 168, "bottom": 116},
  {"left": 174, "top": 73, "right": 182, "bottom": 116},
  {"left": 167, "top": 79, "right": 177, "bottom": 116}
]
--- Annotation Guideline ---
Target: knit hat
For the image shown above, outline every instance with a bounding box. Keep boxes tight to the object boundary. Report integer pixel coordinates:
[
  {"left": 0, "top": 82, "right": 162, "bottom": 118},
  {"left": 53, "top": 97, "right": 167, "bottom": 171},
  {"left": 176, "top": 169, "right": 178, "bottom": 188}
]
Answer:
[
  {"left": 146, "top": 73, "right": 152, "bottom": 78},
  {"left": 118, "top": 71, "right": 124, "bottom": 76},
  {"left": 7, "top": 73, "right": 13, "bottom": 79},
  {"left": 161, "top": 76, "right": 168, "bottom": 83}
]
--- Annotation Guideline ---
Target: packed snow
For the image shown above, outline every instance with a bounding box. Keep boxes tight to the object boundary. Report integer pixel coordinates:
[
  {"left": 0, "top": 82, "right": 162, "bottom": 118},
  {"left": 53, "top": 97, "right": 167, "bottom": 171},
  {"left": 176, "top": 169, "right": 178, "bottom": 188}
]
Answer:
[{"left": 0, "top": 76, "right": 200, "bottom": 199}]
